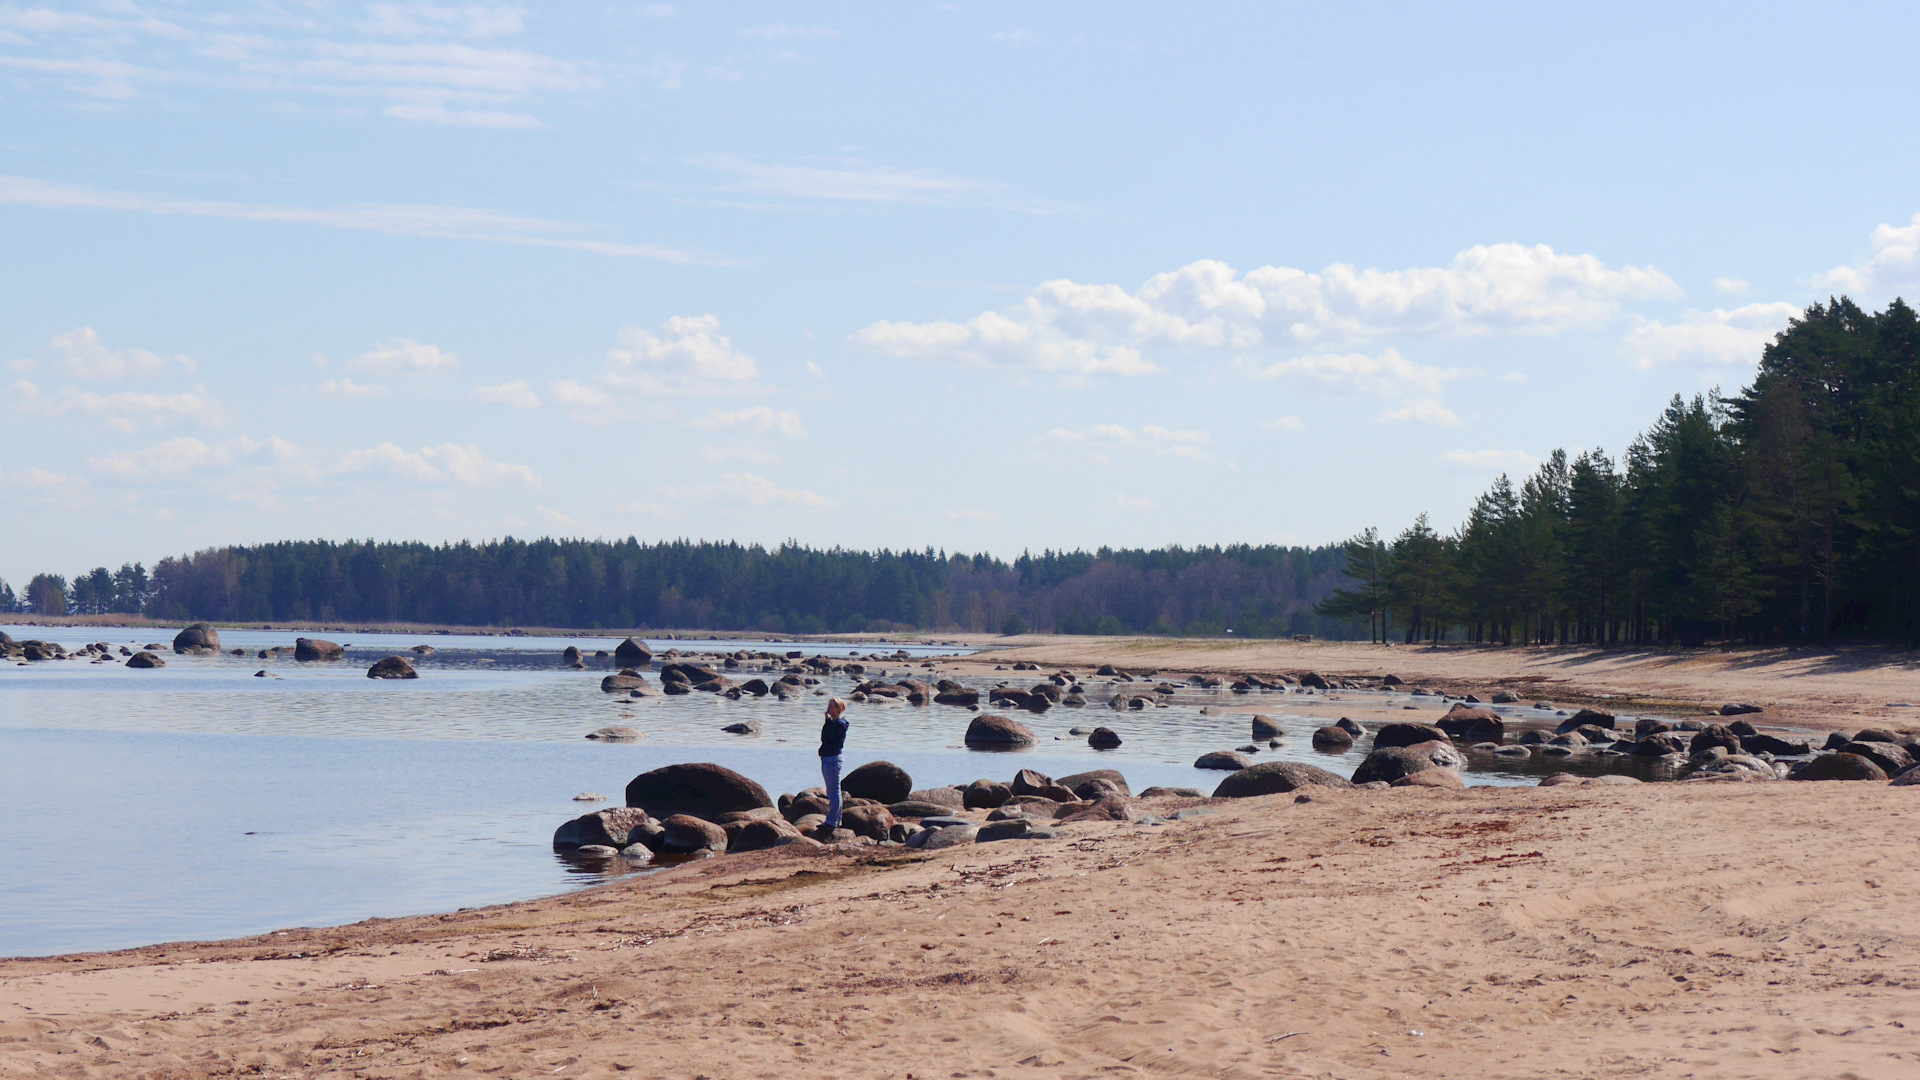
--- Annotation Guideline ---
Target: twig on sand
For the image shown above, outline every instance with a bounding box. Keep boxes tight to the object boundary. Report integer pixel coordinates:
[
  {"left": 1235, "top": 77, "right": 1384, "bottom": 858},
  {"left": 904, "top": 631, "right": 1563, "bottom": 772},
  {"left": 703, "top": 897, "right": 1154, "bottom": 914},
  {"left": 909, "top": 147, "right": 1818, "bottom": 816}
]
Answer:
[{"left": 1267, "top": 1031, "right": 1307, "bottom": 1043}]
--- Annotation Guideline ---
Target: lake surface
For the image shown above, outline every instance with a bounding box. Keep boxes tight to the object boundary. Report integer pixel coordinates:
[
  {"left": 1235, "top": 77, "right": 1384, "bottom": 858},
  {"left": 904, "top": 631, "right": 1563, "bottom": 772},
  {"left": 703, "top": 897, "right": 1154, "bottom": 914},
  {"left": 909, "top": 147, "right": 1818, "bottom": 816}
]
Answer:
[{"left": 1, "top": 623, "right": 1698, "bottom": 957}]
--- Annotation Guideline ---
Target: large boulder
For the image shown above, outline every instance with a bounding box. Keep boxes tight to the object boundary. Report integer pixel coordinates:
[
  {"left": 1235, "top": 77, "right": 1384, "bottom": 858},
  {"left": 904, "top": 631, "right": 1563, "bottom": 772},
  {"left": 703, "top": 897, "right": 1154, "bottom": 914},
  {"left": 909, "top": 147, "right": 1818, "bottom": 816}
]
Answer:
[
  {"left": 1788, "top": 754, "right": 1888, "bottom": 782},
  {"left": 964, "top": 714, "right": 1037, "bottom": 748},
  {"left": 660, "top": 814, "right": 728, "bottom": 853},
  {"left": 601, "top": 671, "right": 658, "bottom": 695},
  {"left": 1212, "top": 761, "right": 1353, "bottom": 798},
  {"left": 1009, "top": 769, "right": 1077, "bottom": 801},
  {"left": 553, "top": 807, "right": 653, "bottom": 849},
  {"left": 1438, "top": 706, "right": 1504, "bottom": 742},
  {"left": 727, "top": 818, "right": 804, "bottom": 852},
  {"left": 613, "top": 637, "right": 652, "bottom": 666},
  {"left": 1057, "top": 769, "right": 1131, "bottom": 798},
  {"left": 1567, "top": 708, "right": 1617, "bottom": 729},
  {"left": 625, "top": 763, "right": 774, "bottom": 821},
  {"left": 1351, "top": 741, "right": 1462, "bottom": 785},
  {"left": 1088, "top": 726, "right": 1123, "bottom": 748},
  {"left": 1836, "top": 741, "right": 1914, "bottom": 776},
  {"left": 1631, "top": 732, "right": 1687, "bottom": 756},
  {"left": 839, "top": 804, "right": 895, "bottom": 842},
  {"left": 1312, "top": 725, "right": 1355, "bottom": 749},
  {"left": 1688, "top": 724, "right": 1741, "bottom": 755},
  {"left": 1194, "top": 750, "right": 1252, "bottom": 771},
  {"left": 1057, "top": 795, "right": 1134, "bottom": 823},
  {"left": 963, "top": 778, "right": 1013, "bottom": 809},
  {"left": 1250, "top": 715, "right": 1284, "bottom": 739},
  {"left": 172, "top": 624, "right": 221, "bottom": 654},
  {"left": 367, "top": 656, "right": 418, "bottom": 680},
  {"left": 1372, "top": 722, "right": 1453, "bottom": 750},
  {"left": 841, "top": 761, "right": 913, "bottom": 804},
  {"left": 294, "top": 637, "right": 344, "bottom": 661},
  {"left": 934, "top": 688, "right": 981, "bottom": 706},
  {"left": 1394, "top": 768, "right": 1465, "bottom": 789},
  {"left": 125, "top": 651, "right": 165, "bottom": 669},
  {"left": 1684, "top": 754, "right": 1779, "bottom": 782},
  {"left": 1740, "top": 733, "right": 1814, "bottom": 757}
]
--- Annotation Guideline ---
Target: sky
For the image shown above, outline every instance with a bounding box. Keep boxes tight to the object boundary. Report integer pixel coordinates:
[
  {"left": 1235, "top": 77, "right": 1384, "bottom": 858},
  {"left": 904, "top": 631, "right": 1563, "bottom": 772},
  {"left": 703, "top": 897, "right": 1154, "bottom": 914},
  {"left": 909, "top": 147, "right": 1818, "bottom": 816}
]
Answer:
[{"left": 3, "top": 1, "right": 1920, "bottom": 586}]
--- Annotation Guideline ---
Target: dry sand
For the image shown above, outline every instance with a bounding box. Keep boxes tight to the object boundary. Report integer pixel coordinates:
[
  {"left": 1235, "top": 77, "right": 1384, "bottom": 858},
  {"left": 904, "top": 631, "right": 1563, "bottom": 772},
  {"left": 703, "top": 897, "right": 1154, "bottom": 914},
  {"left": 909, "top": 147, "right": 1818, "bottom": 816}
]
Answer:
[{"left": 6, "top": 642, "right": 1920, "bottom": 1079}]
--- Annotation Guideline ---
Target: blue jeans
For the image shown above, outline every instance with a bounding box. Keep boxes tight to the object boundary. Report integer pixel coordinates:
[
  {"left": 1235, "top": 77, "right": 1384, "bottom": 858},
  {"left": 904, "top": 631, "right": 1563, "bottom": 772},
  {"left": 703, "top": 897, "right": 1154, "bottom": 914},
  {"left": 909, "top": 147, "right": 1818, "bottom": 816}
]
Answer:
[{"left": 821, "top": 755, "right": 843, "bottom": 827}]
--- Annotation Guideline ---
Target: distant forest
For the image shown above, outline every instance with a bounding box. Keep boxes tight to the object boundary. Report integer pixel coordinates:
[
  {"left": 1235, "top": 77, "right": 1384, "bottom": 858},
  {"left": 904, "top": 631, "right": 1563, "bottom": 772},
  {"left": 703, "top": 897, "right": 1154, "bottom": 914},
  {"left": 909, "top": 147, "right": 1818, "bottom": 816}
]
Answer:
[
  {"left": 5, "top": 297, "right": 1915, "bottom": 646},
  {"left": 1318, "top": 297, "right": 1920, "bottom": 648}
]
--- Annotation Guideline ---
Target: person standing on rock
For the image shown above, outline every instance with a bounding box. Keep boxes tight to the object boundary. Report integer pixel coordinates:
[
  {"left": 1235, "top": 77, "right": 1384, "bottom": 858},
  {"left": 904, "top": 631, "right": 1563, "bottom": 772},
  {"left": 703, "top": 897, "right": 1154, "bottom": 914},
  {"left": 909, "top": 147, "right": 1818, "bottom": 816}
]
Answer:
[{"left": 819, "top": 697, "right": 849, "bottom": 830}]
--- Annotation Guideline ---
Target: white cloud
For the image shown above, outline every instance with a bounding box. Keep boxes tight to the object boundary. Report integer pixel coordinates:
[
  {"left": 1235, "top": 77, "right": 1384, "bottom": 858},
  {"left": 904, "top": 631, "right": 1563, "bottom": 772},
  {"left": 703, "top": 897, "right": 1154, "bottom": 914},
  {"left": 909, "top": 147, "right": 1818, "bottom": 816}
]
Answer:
[
  {"left": 1442, "top": 449, "right": 1536, "bottom": 474},
  {"left": 1262, "top": 415, "right": 1304, "bottom": 430},
  {"left": 804, "top": 360, "right": 827, "bottom": 379},
  {"left": 1240, "top": 347, "right": 1463, "bottom": 397},
  {"left": 0, "top": 465, "right": 71, "bottom": 489},
  {"left": 945, "top": 508, "right": 999, "bottom": 522},
  {"left": 1106, "top": 494, "right": 1155, "bottom": 510},
  {"left": 536, "top": 505, "right": 575, "bottom": 526},
  {"left": 665, "top": 472, "right": 835, "bottom": 508},
  {"left": 602, "top": 315, "right": 760, "bottom": 394},
  {"left": 5, "top": 379, "right": 225, "bottom": 431},
  {"left": 1034, "top": 424, "right": 1213, "bottom": 464},
  {"left": 1714, "top": 277, "right": 1749, "bottom": 295},
  {"left": 346, "top": 338, "right": 460, "bottom": 376},
  {"left": 686, "top": 406, "right": 806, "bottom": 437},
  {"left": 319, "top": 378, "right": 388, "bottom": 399},
  {"left": 689, "top": 153, "right": 1065, "bottom": 214},
  {"left": 357, "top": 4, "right": 527, "bottom": 39},
  {"left": 47, "top": 327, "right": 195, "bottom": 380},
  {"left": 853, "top": 247, "right": 1677, "bottom": 377},
  {"left": 549, "top": 378, "right": 620, "bottom": 423},
  {"left": 741, "top": 25, "right": 838, "bottom": 39},
  {"left": 6, "top": 359, "right": 32, "bottom": 374},
  {"left": 470, "top": 379, "right": 540, "bottom": 407},
  {"left": 0, "top": 176, "right": 704, "bottom": 263},
  {"left": 1624, "top": 302, "right": 1798, "bottom": 369},
  {"left": 1379, "top": 400, "right": 1462, "bottom": 426},
  {"left": 335, "top": 441, "right": 541, "bottom": 488},
  {"left": 1819, "top": 212, "right": 1920, "bottom": 295}
]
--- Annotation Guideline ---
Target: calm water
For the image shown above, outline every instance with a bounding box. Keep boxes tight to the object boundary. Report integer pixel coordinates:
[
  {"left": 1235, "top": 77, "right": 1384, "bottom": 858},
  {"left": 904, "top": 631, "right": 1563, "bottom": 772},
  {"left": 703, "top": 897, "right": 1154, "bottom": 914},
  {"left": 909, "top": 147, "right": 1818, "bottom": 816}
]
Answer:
[{"left": 1, "top": 624, "right": 1698, "bottom": 957}]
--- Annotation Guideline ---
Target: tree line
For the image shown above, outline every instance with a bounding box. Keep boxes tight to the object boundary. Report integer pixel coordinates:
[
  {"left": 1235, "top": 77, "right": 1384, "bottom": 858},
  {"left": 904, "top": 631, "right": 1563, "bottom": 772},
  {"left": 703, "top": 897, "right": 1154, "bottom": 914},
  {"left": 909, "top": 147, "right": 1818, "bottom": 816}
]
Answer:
[
  {"left": 0, "top": 540, "right": 1362, "bottom": 638},
  {"left": 1317, "top": 296, "right": 1920, "bottom": 647}
]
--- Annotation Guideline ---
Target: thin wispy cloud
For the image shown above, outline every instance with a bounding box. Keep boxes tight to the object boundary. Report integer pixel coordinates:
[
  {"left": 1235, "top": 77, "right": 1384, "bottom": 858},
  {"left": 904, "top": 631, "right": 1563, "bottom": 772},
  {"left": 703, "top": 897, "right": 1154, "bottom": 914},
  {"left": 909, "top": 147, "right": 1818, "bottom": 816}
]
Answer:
[
  {"left": 688, "top": 153, "right": 1072, "bottom": 214},
  {"left": 0, "top": 175, "right": 707, "bottom": 262}
]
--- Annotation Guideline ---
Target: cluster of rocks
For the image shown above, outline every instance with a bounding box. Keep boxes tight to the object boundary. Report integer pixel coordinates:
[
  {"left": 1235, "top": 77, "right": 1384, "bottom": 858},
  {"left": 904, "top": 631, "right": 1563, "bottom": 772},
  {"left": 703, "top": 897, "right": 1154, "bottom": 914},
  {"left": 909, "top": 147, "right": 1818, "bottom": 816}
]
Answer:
[
  {"left": 2, "top": 632, "right": 150, "bottom": 665},
  {"left": 552, "top": 761, "right": 1213, "bottom": 861}
]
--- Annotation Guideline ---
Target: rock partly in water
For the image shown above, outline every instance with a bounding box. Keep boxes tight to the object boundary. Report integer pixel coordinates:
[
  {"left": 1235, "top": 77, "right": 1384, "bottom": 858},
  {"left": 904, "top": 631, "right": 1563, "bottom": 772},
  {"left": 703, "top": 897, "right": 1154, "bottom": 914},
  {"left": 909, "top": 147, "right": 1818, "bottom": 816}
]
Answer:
[
  {"left": 125, "top": 651, "right": 165, "bottom": 669},
  {"left": 553, "top": 807, "right": 653, "bottom": 849},
  {"left": 841, "top": 760, "right": 914, "bottom": 804},
  {"left": 624, "top": 762, "right": 774, "bottom": 821},
  {"left": 613, "top": 637, "right": 652, "bottom": 667},
  {"left": 294, "top": 637, "right": 344, "bottom": 662},
  {"left": 1194, "top": 750, "right": 1252, "bottom": 771},
  {"left": 172, "top": 623, "right": 221, "bottom": 654},
  {"left": 1087, "top": 726, "right": 1123, "bottom": 748},
  {"left": 1372, "top": 722, "right": 1453, "bottom": 749},
  {"left": 1213, "top": 761, "right": 1353, "bottom": 797},
  {"left": 1311, "top": 725, "right": 1355, "bottom": 749},
  {"left": 1351, "top": 741, "right": 1462, "bottom": 785},
  {"left": 586, "top": 726, "right": 641, "bottom": 741},
  {"left": 964, "top": 713, "right": 1037, "bottom": 748},
  {"left": 367, "top": 656, "right": 418, "bottom": 679}
]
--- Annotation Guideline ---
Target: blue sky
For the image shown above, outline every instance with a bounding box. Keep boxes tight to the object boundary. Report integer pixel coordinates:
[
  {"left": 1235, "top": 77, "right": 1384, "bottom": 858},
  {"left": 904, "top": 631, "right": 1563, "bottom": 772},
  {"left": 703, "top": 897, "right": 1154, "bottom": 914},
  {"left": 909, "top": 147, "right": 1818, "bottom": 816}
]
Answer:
[{"left": 4, "top": 1, "right": 1919, "bottom": 585}]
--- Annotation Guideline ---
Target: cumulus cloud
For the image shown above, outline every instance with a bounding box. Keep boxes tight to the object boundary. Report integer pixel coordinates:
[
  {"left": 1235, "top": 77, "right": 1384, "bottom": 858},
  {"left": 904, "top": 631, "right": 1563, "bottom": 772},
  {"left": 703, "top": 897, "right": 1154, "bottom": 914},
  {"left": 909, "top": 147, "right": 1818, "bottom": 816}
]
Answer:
[
  {"left": 1239, "top": 348, "right": 1463, "bottom": 397},
  {"left": 853, "top": 246, "right": 1677, "bottom": 377},
  {"left": 470, "top": 379, "right": 540, "bottom": 407},
  {"left": 1819, "top": 212, "right": 1920, "bottom": 295},
  {"left": 549, "top": 378, "right": 620, "bottom": 423},
  {"left": 347, "top": 338, "right": 459, "bottom": 376},
  {"left": 1442, "top": 449, "right": 1536, "bottom": 474},
  {"left": 1379, "top": 400, "right": 1462, "bottom": 426},
  {"left": 1034, "top": 424, "right": 1213, "bottom": 464},
  {"left": 601, "top": 315, "right": 760, "bottom": 394},
  {"left": 86, "top": 435, "right": 538, "bottom": 491},
  {"left": 47, "top": 326, "right": 195, "bottom": 380},
  {"left": 1624, "top": 302, "right": 1799, "bottom": 369},
  {"left": 334, "top": 441, "right": 541, "bottom": 488},
  {"left": 0, "top": 465, "right": 72, "bottom": 489},
  {"left": 1714, "top": 277, "right": 1749, "bottom": 295},
  {"left": 686, "top": 406, "right": 806, "bottom": 437},
  {"left": 319, "top": 378, "right": 388, "bottom": 399},
  {"left": 5, "top": 379, "right": 225, "bottom": 431}
]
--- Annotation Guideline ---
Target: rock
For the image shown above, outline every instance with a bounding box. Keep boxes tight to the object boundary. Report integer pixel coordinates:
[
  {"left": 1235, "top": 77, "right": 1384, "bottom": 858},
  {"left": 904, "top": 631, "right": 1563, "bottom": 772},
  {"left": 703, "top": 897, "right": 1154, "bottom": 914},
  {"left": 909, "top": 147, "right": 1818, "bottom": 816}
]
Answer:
[
  {"left": 1788, "top": 754, "right": 1888, "bottom": 782},
  {"left": 739, "top": 678, "right": 770, "bottom": 696},
  {"left": 294, "top": 637, "right": 344, "bottom": 661},
  {"left": 918, "top": 824, "right": 979, "bottom": 850},
  {"left": 1194, "top": 750, "right": 1252, "bottom": 771},
  {"left": 613, "top": 637, "right": 652, "bottom": 666},
  {"left": 624, "top": 762, "right": 774, "bottom": 821},
  {"left": 1057, "top": 795, "right": 1134, "bottom": 822},
  {"left": 573, "top": 792, "right": 605, "bottom": 802},
  {"left": 1852, "top": 728, "right": 1900, "bottom": 744},
  {"left": 1493, "top": 745, "right": 1531, "bottom": 757},
  {"left": 1635, "top": 718, "right": 1674, "bottom": 738},
  {"left": 618, "top": 844, "right": 655, "bottom": 862},
  {"left": 888, "top": 800, "right": 962, "bottom": 818},
  {"left": 1685, "top": 754, "right": 1779, "bottom": 781},
  {"left": 1250, "top": 715, "right": 1283, "bottom": 739},
  {"left": 1393, "top": 768, "right": 1465, "bottom": 789},
  {"left": 964, "top": 714, "right": 1037, "bottom": 748},
  {"left": 1213, "top": 761, "right": 1353, "bottom": 797},
  {"left": 1087, "top": 726, "right": 1123, "bottom": 748},
  {"left": 411, "top": 644, "right": 436, "bottom": 655},
  {"left": 720, "top": 817, "right": 800, "bottom": 852},
  {"left": 553, "top": 807, "right": 653, "bottom": 849},
  {"left": 1490, "top": 691, "right": 1520, "bottom": 704},
  {"left": 562, "top": 646, "right": 583, "bottom": 663},
  {"left": 367, "top": 656, "right": 418, "bottom": 679},
  {"left": 172, "top": 623, "right": 222, "bottom": 654},
  {"left": 1727, "top": 719, "right": 1760, "bottom": 737},
  {"left": 1836, "top": 740, "right": 1915, "bottom": 776},
  {"left": 1297, "top": 672, "right": 1330, "bottom": 689},
  {"left": 906, "top": 786, "right": 967, "bottom": 809},
  {"left": 1351, "top": 741, "right": 1462, "bottom": 785},
  {"left": 720, "top": 721, "right": 762, "bottom": 736},
  {"left": 1313, "top": 724, "right": 1360, "bottom": 748},
  {"left": 1057, "top": 769, "right": 1131, "bottom": 798},
  {"left": 935, "top": 688, "right": 981, "bottom": 706},
  {"left": 1537, "top": 773, "right": 1588, "bottom": 787},
  {"left": 1567, "top": 708, "right": 1617, "bottom": 729},
  {"left": 1010, "top": 769, "right": 1077, "bottom": 801},
  {"left": 839, "top": 804, "right": 895, "bottom": 841},
  {"left": 1631, "top": 733, "right": 1687, "bottom": 756},
  {"left": 1574, "top": 724, "right": 1616, "bottom": 743},
  {"left": 601, "top": 671, "right": 657, "bottom": 694},
  {"left": 660, "top": 814, "right": 728, "bottom": 853},
  {"left": 1740, "top": 733, "right": 1813, "bottom": 756},
  {"left": 1372, "top": 722, "right": 1453, "bottom": 750},
  {"left": 1718, "top": 703, "right": 1763, "bottom": 716},
  {"left": 1140, "top": 786, "right": 1206, "bottom": 798},
  {"left": 1889, "top": 766, "right": 1920, "bottom": 787},
  {"left": 842, "top": 761, "right": 913, "bottom": 804},
  {"left": 964, "top": 779, "right": 1013, "bottom": 809},
  {"left": 1688, "top": 723, "right": 1741, "bottom": 755},
  {"left": 1823, "top": 732, "right": 1852, "bottom": 750},
  {"left": 976, "top": 819, "right": 1032, "bottom": 842},
  {"left": 1549, "top": 732, "right": 1589, "bottom": 747},
  {"left": 1438, "top": 707, "right": 1504, "bottom": 742},
  {"left": 585, "top": 726, "right": 641, "bottom": 741},
  {"left": 125, "top": 651, "right": 165, "bottom": 669},
  {"left": 573, "top": 845, "right": 619, "bottom": 857}
]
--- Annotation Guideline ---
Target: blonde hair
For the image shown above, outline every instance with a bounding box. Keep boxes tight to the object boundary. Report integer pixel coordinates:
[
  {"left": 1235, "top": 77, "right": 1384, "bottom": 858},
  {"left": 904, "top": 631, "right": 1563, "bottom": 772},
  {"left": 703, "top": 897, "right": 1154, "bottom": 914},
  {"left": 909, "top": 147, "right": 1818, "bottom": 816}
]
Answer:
[{"left": 827, "top": 697, "right": 848, "bottom": 714}]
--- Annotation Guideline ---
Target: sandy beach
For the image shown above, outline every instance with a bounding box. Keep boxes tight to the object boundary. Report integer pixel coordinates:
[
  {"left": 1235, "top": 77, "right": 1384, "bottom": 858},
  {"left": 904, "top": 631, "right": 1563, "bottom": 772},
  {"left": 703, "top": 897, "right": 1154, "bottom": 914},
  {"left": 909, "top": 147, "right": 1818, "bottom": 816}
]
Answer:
[{"left": 5, "top": 642, "right": 1920, "bottom": 1079}]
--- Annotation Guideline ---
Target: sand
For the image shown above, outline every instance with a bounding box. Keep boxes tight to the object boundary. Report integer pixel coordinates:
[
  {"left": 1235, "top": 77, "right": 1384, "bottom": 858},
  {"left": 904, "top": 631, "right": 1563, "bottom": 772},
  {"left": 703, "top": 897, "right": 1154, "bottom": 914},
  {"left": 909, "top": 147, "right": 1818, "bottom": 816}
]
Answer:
[{"left": 6, "top": 642, "right": 1920, "bottom": 1079}]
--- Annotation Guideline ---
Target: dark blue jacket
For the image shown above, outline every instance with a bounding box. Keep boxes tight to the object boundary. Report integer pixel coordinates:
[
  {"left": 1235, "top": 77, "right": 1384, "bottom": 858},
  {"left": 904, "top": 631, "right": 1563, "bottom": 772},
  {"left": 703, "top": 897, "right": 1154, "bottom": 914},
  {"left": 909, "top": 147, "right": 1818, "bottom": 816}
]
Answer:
[{"left": 818, "top": 713, "right": 848, "bottom": 758}]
